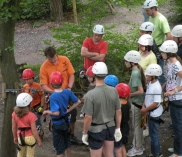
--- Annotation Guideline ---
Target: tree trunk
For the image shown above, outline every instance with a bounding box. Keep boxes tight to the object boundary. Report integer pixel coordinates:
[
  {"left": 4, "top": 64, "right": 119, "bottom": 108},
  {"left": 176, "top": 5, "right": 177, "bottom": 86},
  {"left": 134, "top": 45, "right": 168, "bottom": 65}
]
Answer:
[
  {"left": 72, "top": 0, "right": 78, "bottom": 25},
  {"left": 50, "top": 0, "right": 64, "bottom": 21},
  {"left": 0, "top": 1, "right": 20, "bottom": 156}
]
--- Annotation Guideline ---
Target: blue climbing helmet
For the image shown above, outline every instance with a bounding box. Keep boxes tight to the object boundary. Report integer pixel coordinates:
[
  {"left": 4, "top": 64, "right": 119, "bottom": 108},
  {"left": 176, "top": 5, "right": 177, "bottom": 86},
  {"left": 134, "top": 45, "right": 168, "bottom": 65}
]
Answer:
[{"left": 104, "top": 75, "right": 119, "bottom": 87}]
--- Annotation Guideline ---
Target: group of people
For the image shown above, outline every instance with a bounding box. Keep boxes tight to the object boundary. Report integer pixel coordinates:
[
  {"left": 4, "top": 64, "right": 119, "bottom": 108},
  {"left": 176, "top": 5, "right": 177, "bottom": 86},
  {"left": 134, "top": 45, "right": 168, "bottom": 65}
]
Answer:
[{"left": 11, "top": 0, "right": 182, "bottom": 157}]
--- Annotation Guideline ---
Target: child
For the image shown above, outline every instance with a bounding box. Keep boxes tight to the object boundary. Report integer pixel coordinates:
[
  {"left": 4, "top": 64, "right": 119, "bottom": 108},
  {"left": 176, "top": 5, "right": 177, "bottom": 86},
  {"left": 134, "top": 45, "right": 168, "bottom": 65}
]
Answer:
[
  {"left": 104, "top": 74, "right": 119, "bottom": 87},
  {"left": 22, "top": 69, "right": 44, "bottom": 130},
  {"left": 140, "top": 64, "right": 163, "bottom": 157},
  {"left": 12, "top": 93, "right": 42, "bottom": 157},
  {"left": 115, "top": 83, "right": 131, "bottom": 157},
  {"left": 124, "top": 50, "right": 145, "bottom": 156},
  {"left": 43, "top": 71, "right": 81, "bottom": 157},
  {"left": 160, "top": 40, "right": 182, "bottom": 157},
  {"left": 80, "top": 66, "right": 95, "bottom": 118}
]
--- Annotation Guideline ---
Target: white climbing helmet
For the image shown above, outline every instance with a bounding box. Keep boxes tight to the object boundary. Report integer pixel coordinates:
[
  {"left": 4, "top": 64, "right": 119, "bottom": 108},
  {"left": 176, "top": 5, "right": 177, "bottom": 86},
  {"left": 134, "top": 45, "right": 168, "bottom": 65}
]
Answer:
[
  {"left": 124, "top": 50, "right": 141, "bottom": 63},
  {"left": 143, "top": 0, "right": 158, "bottom": 8},
  {"left": 159, "top": 40, "right": 178, "bottom": 53},
  {"left": 171, "top": 25, "right": 182, "bottom": 37},
  {"left": 16, "top": 93, "right": 33, "bottom": 107},
  {"left": 93, "top": 24, "right": 105, "bottom": 34},
  {"left": 92, "top": 62, "right": 108, "bottom": 75},
  {"left": 140, "top": 22, "right": 155, "bottom": 32},
  {"left": 145, "top": 64, "right": 162, "bottom": 76},
  {"left": 138, "top": 34, "right": 153, "bottom": 46}
]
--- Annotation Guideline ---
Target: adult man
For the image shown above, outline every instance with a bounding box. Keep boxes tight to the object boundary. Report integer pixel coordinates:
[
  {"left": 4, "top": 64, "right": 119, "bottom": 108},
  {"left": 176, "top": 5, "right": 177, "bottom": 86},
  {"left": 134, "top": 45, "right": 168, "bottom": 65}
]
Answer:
[
  {"left": 40, "top": 46, "right": 82, "bottom": 145},
  {"left": 81, "top": 24, "right": 108, "bottom": 70},
  {"left": 143, "top": 0, "right": 172, "bottom": 86},
  {"left": 82, "top": 62, "right": 122, "bottom": 157}
]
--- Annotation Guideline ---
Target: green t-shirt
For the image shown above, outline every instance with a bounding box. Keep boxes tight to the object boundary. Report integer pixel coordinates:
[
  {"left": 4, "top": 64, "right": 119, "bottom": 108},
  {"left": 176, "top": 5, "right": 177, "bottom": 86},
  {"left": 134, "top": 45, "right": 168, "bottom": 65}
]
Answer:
[
  {"left": 82, "top": 84, "right": 121, "bottom": 133},
  {"left": 129, "top": 69, "right": 144, "bottom": 103},
  {"left": 149, "top": 13, "right": 170, "bottom": 46}
]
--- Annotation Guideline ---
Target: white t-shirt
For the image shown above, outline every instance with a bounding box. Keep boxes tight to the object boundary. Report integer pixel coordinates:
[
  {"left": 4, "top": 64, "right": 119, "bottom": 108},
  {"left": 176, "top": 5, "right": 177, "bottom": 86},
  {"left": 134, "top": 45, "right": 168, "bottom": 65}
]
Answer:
[
  {"left": 166, "top": 61, "right": 182, "bottom": 101},
  {"left": 145, "top": 81, "right": 163, "bottom": 117}
]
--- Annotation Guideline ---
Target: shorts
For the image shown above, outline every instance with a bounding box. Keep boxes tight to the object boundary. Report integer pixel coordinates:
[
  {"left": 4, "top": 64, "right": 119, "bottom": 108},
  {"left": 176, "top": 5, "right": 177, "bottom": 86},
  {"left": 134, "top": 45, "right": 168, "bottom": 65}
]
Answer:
[
  {"left": 17, "top": 136, "right": 36, "bottom": 157},
  {"left": 88, "top": 126, "right": 115, "bottom": 150},
  {"left": 52, "top": 122, "right": 71, "bottom": 155},
  {"left": 70, "top": 108, "right": 77, "bottom": 123},
  {"left": 114, "top": 139, "right": 122, "bottom": 148}
]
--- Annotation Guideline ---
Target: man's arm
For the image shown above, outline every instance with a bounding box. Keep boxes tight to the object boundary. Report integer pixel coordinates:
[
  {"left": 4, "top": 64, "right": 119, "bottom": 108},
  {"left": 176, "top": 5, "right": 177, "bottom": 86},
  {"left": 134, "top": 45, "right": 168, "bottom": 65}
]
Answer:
[
  {"left": 42, "top": 85, "right": 54, "bottom": 94},
  {"left": 81, "top": 47, "right": 98, "bottom": 58},
  {"left": 89, "top": 53, "right": 106, "bottom": 61},
  {"left": 83, "top": 114, "right": 92, "bottom": 134},
  {"left": 68, "top": 74, "right": 75, "bottom": 89},
  {"left": 165, "top": 32, "right": 173, "bottom": 40},
  {"left": 115, "top": 109, "right": 121, "bottom": 129}
]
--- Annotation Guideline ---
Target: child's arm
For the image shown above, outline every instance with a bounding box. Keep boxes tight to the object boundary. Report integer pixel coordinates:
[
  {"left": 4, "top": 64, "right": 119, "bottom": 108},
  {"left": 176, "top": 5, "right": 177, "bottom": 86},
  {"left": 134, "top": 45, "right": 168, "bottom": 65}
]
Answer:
[
  {"left": 12, "top": 118, "right": 18, "bottom": 144},
  {"left": 140, "top": 102, "right": 158, "bottom": 114},
  {"left": 31, "top": 122, "right": 42, "bottom": 147},
  {"left": 67, "top": 99, "right": 81, "bottom": 113},
  {"left": 40, "top": 93, "right": 45, "bottom": 108},
  {"left": 42, "top": 110, "right": 60, "bottom": 116}
]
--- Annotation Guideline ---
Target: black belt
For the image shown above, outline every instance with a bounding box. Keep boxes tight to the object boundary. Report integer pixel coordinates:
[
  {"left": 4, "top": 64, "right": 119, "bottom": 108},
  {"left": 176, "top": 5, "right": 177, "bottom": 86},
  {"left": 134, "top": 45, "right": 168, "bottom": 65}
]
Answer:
[
  {"left": 150, "top": 117, "right": 164, "bottom": 124},
  {"left": 132, "top": 102, "right": 142, "bottom": 109}
]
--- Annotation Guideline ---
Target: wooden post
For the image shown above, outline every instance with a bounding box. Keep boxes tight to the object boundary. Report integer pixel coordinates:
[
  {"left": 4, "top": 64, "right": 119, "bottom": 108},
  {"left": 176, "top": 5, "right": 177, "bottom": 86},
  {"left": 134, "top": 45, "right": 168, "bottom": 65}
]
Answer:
[{"left": 72, "top": 0, "right": 78, "bottom": 25}]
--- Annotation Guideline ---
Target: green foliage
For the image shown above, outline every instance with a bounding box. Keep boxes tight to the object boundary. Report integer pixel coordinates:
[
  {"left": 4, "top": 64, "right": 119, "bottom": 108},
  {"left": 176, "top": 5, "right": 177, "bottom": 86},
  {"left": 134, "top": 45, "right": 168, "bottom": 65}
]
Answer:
[
  {"left": 19, "top": 0, "right": 50, "bottom": 20},
  {"left": 169, "top": 0, "right": 182, "bottom": 23},
  {"left": 0, "top": 1, "right": 19, "bottom": 22}
]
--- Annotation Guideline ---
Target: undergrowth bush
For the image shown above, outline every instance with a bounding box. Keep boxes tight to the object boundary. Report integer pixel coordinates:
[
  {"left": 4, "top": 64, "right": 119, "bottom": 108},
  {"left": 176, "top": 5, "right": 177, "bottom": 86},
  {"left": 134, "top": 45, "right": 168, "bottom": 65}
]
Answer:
[
  {"left": 169, "top": 0, "right": 182, "bottom": 23},
  {"left": 19, "top": 0, "right": 50, "bottom": 20}
]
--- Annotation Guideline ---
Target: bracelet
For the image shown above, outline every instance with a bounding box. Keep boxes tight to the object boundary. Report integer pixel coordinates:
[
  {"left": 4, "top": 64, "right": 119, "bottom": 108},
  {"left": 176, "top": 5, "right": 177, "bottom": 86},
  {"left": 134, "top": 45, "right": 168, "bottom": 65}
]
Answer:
[
  {"left": 68, "top": 87, "right": 72, "bottom": 89},
  {"left": 174, "top": 88, "right": 178, "bottom": 93}
]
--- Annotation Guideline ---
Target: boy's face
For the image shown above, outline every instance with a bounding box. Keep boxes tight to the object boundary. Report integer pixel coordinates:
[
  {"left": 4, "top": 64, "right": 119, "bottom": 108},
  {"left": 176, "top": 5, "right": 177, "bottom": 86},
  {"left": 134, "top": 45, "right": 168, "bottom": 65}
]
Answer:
[
  {"left": 25, "top": 78, "right": 34, "bottom": 85},
  {"left": 161, "top": 52, "right": 167, "bottom": 60},
  {"left": 139, "top": 30, "right": 152, "bottom": 37},
  {"left": 146, "top": 75, "right": 152, "bottom": 82},
  {"left": 87, "top": 76, "right": 94, "bottom": 83}
]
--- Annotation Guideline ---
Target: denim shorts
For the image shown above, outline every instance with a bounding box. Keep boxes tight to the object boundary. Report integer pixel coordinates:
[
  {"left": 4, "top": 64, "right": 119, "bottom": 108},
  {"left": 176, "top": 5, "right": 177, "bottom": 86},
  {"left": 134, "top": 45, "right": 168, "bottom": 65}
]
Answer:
[
  {"left": 114, "top": 139, "right": 122, "bottom": 148},
  {"left": 52, "top": 122, "right": 71, "bottom": 155},
  {"left": 88, "top": 126, "right": 115, "bottom": 150}
]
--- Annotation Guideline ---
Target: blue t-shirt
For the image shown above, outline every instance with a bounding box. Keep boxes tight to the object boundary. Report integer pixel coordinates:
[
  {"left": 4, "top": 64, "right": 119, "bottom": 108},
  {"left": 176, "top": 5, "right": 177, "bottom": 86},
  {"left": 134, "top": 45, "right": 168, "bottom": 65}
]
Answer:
[{"left": 50, "top": 89, "right": 79, "bottom": 125}]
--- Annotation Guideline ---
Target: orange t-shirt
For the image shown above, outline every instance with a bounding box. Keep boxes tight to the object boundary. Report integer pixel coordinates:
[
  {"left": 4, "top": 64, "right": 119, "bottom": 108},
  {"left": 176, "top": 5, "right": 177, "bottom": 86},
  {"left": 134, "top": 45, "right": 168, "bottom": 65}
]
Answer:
[
  {"left": 82, "top": 37, "right": 108, "bottom": 69},
  {"left": 40, "top": 56, "right": 75, "bottom": 90},
  {"left": 22, "top": 82, "right": 44, "bottom": 107},
  {"left": 12, "top": 111, "right": 37, "bottom": 137}
]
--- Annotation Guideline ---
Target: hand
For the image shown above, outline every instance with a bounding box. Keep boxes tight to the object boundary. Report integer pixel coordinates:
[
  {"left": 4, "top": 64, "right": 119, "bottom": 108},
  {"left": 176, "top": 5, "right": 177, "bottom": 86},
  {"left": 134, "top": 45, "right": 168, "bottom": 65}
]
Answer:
[
  {"left": 42, "top": 111, "right": 48, "bottom": 117},
  {"left": 38, "top": 140, "right": 42, "bottom": 147},
  {"left": 14, "top": 138, "right": 18, "bottom": 144},
  {"left": 140, "top": 106, "right": 147, "bottom": 115},
  {"left": 82, "top": 134, "right": 88, "bottom": 145},
  {"left": 164, "top": 90, "right": 175, "bottom": 96},
  {"left": 114, "top": 128, "right": 122, "bottom": 142}
]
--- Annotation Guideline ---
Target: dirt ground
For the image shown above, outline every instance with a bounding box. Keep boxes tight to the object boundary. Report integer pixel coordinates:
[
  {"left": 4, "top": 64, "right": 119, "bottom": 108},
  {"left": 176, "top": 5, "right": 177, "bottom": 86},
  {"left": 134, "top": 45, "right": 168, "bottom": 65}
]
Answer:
[{"left": 0, "top": 2, "right": 176, "bottom": 157}]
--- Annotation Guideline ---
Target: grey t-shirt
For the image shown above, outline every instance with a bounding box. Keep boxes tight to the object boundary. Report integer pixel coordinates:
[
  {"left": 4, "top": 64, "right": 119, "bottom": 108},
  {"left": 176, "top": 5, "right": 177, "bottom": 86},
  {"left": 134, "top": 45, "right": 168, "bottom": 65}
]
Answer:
[
  {"left": 129, "top": 69, "right": 144, "bottom": 103},
  {"left": 82, "top": 84, "right": 121, "bottom": 133}
]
